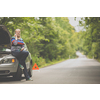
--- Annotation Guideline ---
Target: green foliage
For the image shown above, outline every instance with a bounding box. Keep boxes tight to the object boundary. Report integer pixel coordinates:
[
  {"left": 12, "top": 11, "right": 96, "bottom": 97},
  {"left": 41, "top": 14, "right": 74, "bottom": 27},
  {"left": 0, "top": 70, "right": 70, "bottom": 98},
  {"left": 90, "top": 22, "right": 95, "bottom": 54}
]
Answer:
[
  {"left": 0, "top": 17, "right": 77, "bottom": 67},
  {"left": 77, "top": 17, "right": 100, "bottom": 60}
]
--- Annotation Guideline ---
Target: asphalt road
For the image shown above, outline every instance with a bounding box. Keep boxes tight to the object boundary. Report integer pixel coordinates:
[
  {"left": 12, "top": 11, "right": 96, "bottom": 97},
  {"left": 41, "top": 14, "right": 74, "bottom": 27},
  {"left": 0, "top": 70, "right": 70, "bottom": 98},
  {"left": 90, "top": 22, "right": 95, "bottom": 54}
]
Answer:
[{"left": 1, "top": 51, "right": 100, "bottom": 84}]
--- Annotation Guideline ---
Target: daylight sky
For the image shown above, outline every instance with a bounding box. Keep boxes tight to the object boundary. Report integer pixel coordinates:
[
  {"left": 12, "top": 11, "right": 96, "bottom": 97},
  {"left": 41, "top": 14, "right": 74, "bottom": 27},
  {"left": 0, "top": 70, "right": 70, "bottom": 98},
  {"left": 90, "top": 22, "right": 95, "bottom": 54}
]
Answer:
[{"left": 68, "top": 17, "right": 84, "bottom": 32}]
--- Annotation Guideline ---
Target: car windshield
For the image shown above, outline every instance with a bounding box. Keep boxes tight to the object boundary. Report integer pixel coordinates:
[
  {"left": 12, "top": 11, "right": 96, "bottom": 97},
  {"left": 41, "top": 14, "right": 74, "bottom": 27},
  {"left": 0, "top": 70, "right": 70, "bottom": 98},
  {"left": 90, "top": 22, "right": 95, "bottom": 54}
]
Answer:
[{"left": 0, "top": 48, "right": 11, "bottom": 52}]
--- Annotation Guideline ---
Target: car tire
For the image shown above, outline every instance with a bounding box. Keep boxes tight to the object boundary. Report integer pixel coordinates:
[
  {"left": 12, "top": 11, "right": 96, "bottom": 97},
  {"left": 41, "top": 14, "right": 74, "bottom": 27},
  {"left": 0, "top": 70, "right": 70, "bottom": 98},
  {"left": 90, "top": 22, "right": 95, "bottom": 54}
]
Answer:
[
  {"left": 13, "top": 64, "right": 22, "bottom": 80},
  {"left": 28, "top": 63, "right": 32, "bottom": 77}
]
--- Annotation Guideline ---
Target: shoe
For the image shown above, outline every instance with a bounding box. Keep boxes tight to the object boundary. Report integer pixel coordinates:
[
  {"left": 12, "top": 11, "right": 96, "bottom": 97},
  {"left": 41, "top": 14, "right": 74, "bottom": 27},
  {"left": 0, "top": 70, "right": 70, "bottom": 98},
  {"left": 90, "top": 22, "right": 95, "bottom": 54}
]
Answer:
[
  {"left": 26, "top": 78, "right": 33, "bottom": 81},
  {"left": 19, "top": 64, "right": 24, "bottom": 69}
]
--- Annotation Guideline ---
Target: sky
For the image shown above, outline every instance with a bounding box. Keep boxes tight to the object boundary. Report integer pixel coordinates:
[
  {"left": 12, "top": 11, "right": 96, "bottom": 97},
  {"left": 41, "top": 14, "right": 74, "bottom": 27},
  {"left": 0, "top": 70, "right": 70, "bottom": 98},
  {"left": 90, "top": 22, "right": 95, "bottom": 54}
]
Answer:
[{"left": 68, "top": 17, "right": 84, "bottom": 32}]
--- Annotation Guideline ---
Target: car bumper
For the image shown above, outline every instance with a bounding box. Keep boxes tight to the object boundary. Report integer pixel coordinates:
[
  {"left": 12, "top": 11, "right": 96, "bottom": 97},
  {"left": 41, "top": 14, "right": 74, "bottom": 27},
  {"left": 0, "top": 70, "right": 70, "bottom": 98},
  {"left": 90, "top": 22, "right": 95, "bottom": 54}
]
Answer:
[{"left": 0, "top": 62, "right": 18, "bottom": 76}]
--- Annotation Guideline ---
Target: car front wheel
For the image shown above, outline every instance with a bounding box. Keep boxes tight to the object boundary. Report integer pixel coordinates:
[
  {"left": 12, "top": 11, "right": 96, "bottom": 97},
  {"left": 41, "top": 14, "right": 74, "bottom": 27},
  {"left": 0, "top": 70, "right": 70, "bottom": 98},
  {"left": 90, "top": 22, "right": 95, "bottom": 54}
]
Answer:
[{"left": 13, "top": 64, "right": 22, "bottom": 80}]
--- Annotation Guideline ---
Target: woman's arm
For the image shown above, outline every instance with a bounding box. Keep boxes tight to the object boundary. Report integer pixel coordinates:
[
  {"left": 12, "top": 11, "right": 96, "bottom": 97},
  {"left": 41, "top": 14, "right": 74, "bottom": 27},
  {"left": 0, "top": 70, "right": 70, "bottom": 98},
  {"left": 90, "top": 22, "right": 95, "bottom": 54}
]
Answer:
[{"left": 11, "top": 37, "right": 18, "bottom": 45}]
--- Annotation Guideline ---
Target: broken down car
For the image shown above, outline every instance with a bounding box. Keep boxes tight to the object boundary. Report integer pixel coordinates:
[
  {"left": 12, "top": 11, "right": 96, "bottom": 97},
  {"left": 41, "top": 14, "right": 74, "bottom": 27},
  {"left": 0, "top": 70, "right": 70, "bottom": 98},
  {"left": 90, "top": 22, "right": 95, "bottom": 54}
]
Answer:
[{"left": 0, "top": 25, "right": 33, "bottom": 80}]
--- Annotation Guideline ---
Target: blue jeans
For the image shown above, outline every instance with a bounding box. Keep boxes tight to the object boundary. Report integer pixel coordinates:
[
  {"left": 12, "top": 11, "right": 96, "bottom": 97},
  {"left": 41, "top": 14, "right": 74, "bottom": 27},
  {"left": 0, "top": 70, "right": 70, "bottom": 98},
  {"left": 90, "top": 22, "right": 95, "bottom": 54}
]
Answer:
[{"left": 11, "top": 50, "right": 30, "bottom": 80}]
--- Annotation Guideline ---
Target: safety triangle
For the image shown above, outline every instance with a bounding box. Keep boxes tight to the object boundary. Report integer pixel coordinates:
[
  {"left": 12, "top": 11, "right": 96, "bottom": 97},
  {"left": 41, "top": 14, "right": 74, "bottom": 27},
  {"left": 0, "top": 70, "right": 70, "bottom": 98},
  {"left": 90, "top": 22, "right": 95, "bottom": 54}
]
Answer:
[{"left": 32, "top": 63, "right": 39, "bottom": 70}]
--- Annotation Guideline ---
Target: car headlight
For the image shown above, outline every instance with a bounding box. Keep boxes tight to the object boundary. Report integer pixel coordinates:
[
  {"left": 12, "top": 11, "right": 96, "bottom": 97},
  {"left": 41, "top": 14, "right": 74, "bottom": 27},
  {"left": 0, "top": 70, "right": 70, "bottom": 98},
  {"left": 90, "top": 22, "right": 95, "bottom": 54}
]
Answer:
[{"left": 0, "top": 58, "right": 16, "bottom": 64}]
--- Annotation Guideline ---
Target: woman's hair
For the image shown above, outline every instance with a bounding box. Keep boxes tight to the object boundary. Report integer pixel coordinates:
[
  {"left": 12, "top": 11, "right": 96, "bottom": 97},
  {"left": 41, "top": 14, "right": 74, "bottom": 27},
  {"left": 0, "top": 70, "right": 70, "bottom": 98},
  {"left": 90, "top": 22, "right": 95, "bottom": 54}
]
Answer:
[{"left": 15, "top": 29, "right": 21, "bottom": 38}]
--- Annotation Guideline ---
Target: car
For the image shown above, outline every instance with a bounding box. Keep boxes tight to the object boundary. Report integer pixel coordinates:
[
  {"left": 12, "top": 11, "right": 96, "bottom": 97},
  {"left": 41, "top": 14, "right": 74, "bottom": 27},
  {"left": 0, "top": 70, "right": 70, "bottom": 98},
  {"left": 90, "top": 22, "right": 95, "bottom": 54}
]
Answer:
[{"left": 0, "top": 25, "right": 33, "bottom": 80}]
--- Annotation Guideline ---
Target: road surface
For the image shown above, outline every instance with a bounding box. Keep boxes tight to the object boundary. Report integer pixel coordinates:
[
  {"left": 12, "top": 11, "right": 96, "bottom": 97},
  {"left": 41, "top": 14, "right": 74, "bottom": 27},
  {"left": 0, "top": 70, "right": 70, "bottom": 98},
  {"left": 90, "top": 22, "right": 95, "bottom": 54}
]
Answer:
[{"left": 1, "top": 51, "right": 100, "bottom": 84}]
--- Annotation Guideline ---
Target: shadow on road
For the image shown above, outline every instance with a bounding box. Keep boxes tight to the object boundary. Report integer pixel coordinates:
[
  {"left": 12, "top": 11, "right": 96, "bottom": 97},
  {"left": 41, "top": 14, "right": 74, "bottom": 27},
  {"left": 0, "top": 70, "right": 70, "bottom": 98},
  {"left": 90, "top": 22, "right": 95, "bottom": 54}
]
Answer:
[{"left": 0, "top": 76, "right": 25, "bottom": 82}]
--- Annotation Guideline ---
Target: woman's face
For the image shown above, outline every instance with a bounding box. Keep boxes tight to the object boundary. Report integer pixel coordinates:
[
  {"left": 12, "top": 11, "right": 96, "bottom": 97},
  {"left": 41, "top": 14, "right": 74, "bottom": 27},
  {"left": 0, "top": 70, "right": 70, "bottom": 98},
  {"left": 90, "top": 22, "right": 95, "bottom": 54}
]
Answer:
[{"left": 15, "top": 30, "right": 20, "bottom": 37}]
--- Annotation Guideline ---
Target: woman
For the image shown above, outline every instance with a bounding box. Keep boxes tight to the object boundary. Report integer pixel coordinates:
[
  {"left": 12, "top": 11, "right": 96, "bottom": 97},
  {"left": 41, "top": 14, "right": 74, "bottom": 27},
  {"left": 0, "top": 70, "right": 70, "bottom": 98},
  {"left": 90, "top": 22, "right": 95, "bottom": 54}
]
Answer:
[{"left": 11, "top": 29, "right": 33, "bottom": 81}]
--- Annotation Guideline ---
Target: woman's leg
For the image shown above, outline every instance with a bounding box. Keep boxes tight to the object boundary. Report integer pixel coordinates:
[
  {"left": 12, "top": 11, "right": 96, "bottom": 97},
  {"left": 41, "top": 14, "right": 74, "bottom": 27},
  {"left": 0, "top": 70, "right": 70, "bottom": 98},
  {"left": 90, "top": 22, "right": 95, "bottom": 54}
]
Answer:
[
  {"left": 11, "top": 50, "right": 21, "bottom": 60},
  {"left": 11, "top": 50, "right": 30, "bottom": 80},
  {"left": 23, "top": 61, "right": 30, "bottom": 80},
  {"left": 18, "top": 51, "right": 29, "bottom": 65},
  {"left": 18, "top": 51, "right": 30, "bottom": 80}
]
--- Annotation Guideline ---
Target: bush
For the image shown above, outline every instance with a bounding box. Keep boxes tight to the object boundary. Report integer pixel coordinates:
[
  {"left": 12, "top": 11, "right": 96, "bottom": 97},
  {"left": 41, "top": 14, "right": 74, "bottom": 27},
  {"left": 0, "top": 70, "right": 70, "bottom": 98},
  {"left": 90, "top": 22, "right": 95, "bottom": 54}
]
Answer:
[{"left": 31, "top": 55, "right": 46, "bottom": 67}]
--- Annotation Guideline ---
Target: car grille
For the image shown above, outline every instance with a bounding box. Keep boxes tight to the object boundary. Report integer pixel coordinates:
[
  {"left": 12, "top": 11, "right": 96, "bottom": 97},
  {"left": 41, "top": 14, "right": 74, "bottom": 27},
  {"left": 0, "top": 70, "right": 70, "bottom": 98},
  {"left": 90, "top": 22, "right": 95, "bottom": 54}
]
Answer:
[{"left": 0, "top": 70, "right": 10, "bottom": 74}]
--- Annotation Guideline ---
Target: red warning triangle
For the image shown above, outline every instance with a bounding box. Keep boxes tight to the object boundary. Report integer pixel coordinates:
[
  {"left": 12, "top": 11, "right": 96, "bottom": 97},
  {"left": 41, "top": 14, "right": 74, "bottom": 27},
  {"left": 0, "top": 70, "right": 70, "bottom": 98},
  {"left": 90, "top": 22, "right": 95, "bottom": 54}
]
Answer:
[{"left": 32, "top": 63, "right": 39, "bottom": 70}]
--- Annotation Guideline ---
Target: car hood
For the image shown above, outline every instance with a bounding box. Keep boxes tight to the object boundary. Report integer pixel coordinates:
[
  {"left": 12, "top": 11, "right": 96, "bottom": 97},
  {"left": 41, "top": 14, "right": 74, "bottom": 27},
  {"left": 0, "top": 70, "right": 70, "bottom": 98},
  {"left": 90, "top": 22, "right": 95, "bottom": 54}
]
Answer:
[{"left": 0, "top": 25, "right": 11, "bottom": 49}]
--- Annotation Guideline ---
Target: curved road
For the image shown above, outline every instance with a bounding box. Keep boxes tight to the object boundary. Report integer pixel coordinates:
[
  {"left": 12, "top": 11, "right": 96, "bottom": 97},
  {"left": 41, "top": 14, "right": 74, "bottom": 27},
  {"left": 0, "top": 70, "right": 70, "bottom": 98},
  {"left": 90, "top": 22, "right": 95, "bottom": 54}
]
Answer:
[{"left": 1, "top": 51, "right": 100, "bottom": 84}]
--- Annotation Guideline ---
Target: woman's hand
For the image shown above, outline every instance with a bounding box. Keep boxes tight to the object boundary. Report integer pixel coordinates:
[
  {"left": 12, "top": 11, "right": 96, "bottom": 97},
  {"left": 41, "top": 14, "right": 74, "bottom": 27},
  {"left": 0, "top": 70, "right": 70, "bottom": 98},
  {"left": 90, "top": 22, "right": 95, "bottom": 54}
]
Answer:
[
  {"left": 20, "top": 47, "right": 24, "bottom": 51},
  {"left": 14, "top": 34, "right": 17, "bottom": 40}
]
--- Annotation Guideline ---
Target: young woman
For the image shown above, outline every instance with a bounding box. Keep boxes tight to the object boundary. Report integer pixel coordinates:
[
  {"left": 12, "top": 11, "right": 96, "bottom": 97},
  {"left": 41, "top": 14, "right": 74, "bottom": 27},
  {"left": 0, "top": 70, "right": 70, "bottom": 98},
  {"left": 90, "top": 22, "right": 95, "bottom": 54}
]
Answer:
[{"left": 11, "top": 29, "right": 33, "bottom": 81}]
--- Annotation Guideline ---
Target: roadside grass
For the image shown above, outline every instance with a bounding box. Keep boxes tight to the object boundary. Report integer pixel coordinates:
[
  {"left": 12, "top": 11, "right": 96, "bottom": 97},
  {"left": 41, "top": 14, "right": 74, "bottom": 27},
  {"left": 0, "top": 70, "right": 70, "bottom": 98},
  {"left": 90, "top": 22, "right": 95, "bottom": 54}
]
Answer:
[
  {"left": 80, "top": 51, "right": 100, "bottom": 63},
  {"left": 96, "top": 59, "right": 100, "bottom": 62},
  {"left": 39, "top": 58, "right": 69, "bottom": 68},
  {"left": 31, "top": 55, "right": 77, "bottom": 68}
]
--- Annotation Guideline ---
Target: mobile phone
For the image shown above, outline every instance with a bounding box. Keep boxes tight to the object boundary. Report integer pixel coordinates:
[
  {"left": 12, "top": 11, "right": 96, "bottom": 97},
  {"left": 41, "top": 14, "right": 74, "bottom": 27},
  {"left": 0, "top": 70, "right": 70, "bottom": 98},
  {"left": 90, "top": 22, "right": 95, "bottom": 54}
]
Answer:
[
  {"left": 14, "top": 33, "right": 17, "bottom": 40},
  {"left": 15, "top": 33, "right": 17, "bottom": 36}
]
